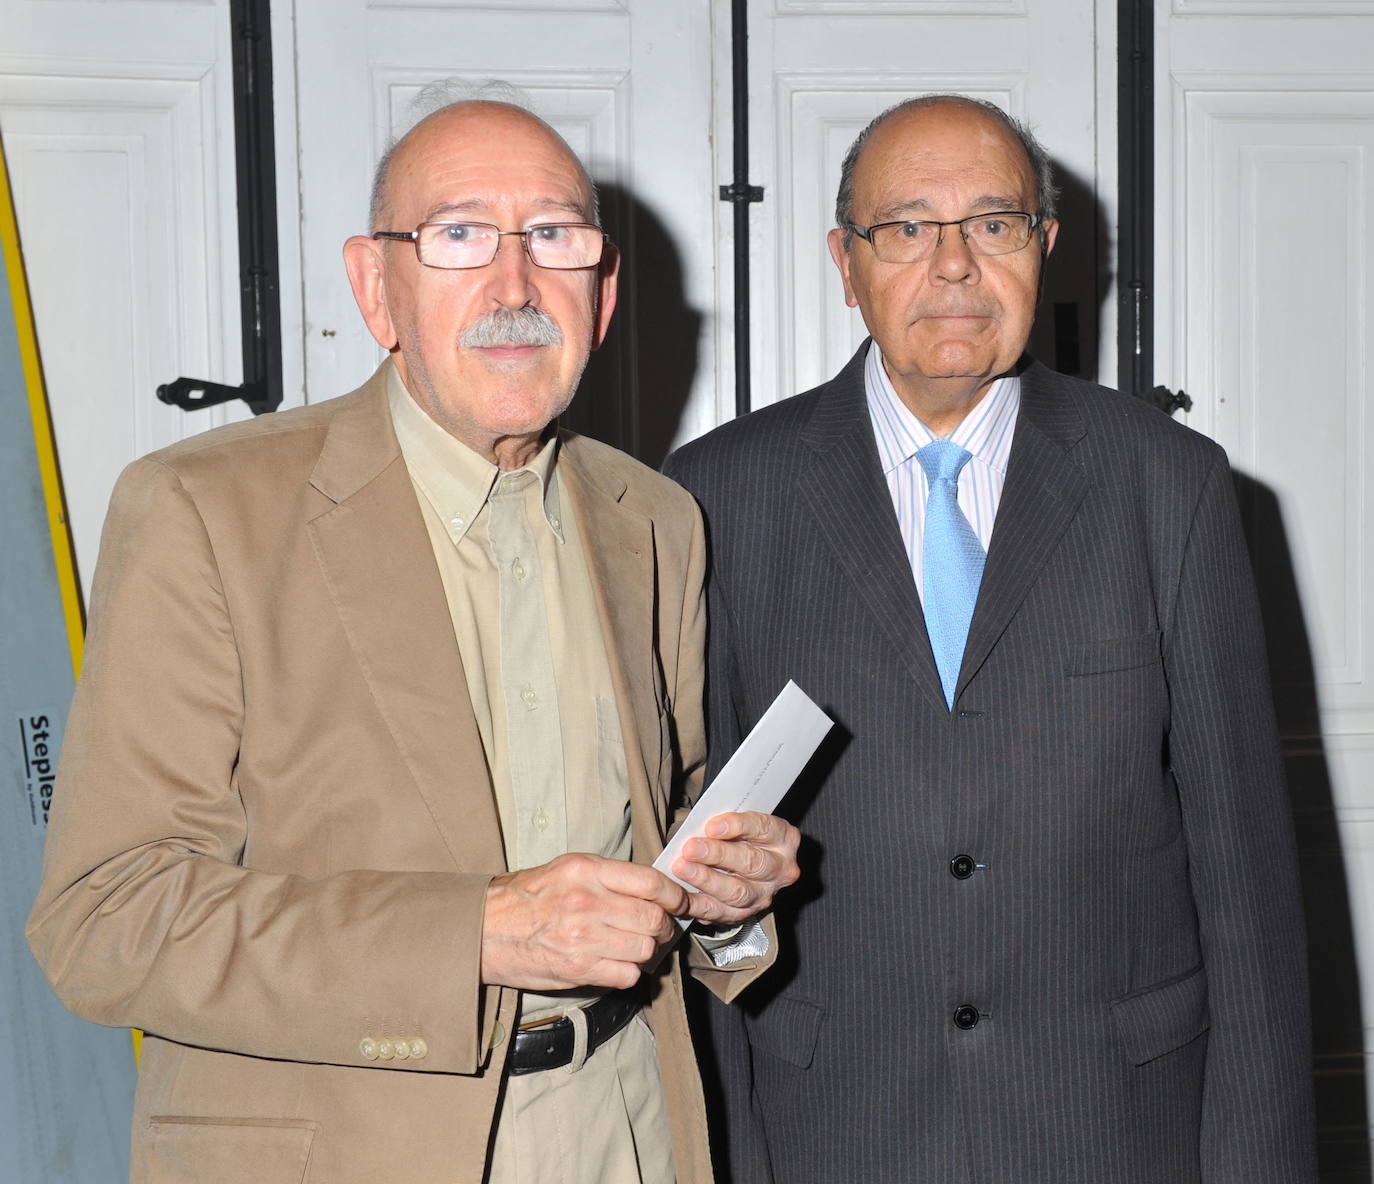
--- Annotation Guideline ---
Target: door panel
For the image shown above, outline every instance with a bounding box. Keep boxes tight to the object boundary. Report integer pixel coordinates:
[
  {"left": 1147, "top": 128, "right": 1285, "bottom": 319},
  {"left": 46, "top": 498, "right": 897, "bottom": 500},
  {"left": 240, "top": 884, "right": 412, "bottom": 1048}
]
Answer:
[{"left": 1157, "top": 1, "right": 1374, "bottom": 1170}]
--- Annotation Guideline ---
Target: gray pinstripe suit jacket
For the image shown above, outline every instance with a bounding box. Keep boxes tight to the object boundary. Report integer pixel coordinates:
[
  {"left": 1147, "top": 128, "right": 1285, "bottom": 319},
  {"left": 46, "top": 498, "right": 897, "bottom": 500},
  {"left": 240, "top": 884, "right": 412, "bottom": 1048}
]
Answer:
[{"left": 664, "top": 343, "right": 1315, "bottom": 1183}]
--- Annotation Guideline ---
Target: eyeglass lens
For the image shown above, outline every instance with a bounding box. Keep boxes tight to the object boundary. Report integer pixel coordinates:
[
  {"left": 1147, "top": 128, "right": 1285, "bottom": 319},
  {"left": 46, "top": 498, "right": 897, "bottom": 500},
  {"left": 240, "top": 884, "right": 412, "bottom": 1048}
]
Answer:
[
  {"left": 870, "top": 213, "right": 1033, "bottom": 263},
  {"left": 416, "top": 222, "right": 603, "bottom": 270}
]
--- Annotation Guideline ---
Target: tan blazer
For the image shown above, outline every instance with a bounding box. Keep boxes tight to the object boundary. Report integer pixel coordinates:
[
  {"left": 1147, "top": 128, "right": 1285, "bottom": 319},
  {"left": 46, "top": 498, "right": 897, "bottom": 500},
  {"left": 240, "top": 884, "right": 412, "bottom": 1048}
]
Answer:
[{"left": 27, "top": 365, "right": 768, "bottom": 1184}]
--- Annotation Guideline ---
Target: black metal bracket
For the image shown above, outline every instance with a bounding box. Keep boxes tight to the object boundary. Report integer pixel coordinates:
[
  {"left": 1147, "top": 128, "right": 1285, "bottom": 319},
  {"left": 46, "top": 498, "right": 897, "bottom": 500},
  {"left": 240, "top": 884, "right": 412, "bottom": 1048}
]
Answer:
[
  {"left": 720, "top": 183, "right": 764, "bottom": 204},
  {"left": 1147, "top": 385, "right": 1192, "bottom": 416},
  {"left": 158, "top": 0, "right": 282, "bottom": 416}
]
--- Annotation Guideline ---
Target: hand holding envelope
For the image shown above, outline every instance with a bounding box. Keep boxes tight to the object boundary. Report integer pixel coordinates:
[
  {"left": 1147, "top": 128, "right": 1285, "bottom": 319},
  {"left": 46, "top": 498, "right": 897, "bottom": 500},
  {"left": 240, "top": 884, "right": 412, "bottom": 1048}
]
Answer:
[
  {"left": 672, "top": 811, "right": 802, "bottom": 926},
  {"left": 657, "top": 681, "right": 832, "bottom": 928},
  {"left": 481, "top": 682, "right": 829, "bottom": 991}
]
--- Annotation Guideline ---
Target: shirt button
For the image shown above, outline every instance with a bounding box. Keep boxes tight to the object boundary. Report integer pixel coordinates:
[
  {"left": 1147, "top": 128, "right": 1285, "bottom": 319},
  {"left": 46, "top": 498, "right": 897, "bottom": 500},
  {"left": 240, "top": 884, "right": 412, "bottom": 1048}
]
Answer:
[
  {"left": 549, "top": 515, "right": 561, "bottom": 530},
  {"left": 950, "top": 854, "right": 976, "bottom": 880},
  {"left": 512, "top": 558, "right": 527, "bottom": 580},
  {"left": 520, "top": 685, "right": 538, "bottom": 708},
  {"left": 532, "top": 808, "right": 550, "bottom": 831},
  {"left": 359, "top": 1038, "right": 378, "bottom": 1060},
  {"left": 409, "top": 1038, "right": 428, "bottom": 1060},
  {"left": 450, "top": 516, "right": 463, "bottom": 528},
  {"left": 953, "top": 1005, "right": 980, "bottom": 1030}
]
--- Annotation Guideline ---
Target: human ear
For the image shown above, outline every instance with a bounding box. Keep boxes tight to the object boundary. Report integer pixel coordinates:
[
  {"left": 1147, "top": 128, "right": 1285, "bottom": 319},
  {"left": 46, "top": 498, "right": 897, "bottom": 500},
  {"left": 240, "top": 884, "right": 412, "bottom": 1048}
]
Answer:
[
  {"left": 591, "top": 241, "right": 621, "bottom": 349},
  {"left": 343, "top": 236, "right": 399, "bottom": 350},
  {"left": 1039, "top": 218, "right": 1060, "bottom": 259},
  {"left": 826, "top": 228, "right": 861, "bottom": 309}
]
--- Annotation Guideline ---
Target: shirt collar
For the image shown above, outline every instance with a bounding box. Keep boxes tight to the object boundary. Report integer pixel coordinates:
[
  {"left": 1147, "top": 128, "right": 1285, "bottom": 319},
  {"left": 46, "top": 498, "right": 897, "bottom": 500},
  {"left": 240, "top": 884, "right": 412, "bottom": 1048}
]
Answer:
[
  {"left": 387, "top": 363, "right": 565, "bottom": 545},
  {"left": 864, "top": 343, "right": 1020, "bottom": 478}
]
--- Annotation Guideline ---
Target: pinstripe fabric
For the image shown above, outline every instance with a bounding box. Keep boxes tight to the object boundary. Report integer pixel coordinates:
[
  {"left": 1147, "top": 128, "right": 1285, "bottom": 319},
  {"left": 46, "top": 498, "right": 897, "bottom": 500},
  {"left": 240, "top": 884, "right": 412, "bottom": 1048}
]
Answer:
[
  {"left": 865, "top": 343, "right": 1017, "bottom": 603},
  {"left": 663, "top": 342, "right": 1315, "bottom": 1184}
]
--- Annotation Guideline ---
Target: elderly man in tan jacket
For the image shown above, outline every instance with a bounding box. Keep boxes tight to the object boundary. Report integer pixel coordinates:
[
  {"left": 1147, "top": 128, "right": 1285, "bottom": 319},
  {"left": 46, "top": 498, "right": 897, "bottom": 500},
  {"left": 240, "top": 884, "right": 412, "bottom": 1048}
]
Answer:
[{"left": 27, "top": 91, "right": 799, "bottom": 1184}]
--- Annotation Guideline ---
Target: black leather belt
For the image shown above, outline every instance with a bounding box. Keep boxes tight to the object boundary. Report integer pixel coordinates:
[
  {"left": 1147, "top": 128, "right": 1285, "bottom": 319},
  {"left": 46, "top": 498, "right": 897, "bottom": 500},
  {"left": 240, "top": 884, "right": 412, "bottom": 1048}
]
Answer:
[{"left": 507, "top": 987, "right": 643, "bottom": 1076}]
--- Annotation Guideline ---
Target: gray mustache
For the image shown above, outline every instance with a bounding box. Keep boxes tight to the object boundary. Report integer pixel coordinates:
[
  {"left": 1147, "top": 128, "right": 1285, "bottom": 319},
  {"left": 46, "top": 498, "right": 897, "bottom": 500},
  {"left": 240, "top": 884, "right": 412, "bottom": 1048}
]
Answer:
[{"left": 460, "top": 306, "right": 563, "bottom": 348}]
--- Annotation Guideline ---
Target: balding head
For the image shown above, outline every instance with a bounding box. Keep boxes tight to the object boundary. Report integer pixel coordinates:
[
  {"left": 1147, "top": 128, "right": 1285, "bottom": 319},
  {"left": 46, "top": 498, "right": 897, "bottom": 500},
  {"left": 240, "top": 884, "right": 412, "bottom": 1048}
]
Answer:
[
  {"left": 369, "top": 99, "right": 599, "bottom": 234},
  {"left": 835, "top": 94, "right": 1056, "bottom": 249}
]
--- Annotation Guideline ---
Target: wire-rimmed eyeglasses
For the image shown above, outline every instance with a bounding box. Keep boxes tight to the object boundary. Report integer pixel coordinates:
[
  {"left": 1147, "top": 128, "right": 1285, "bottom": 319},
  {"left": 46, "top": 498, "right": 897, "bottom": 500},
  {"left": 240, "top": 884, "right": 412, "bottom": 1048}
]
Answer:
[
  {"left": 848, "top": 211, "right": 1042, "bottom": 264},
  {"left": 372, "top": 221, "right": 608, "bottom": 270}
]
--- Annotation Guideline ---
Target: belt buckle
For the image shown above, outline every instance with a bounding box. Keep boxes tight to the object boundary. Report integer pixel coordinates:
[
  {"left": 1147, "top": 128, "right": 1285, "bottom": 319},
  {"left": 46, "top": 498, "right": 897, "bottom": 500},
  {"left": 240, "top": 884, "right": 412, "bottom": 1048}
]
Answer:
[{"left": 506, "top": 988, "right": 639, "bottom": 1076}]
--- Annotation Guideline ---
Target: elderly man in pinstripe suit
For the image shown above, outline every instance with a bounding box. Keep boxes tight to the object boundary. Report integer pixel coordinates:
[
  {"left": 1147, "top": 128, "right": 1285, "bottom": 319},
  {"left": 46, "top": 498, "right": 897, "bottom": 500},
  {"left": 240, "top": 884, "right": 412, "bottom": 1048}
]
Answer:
[{"left": 664, "top": 95, "right": 1314, "bottom": 1182}]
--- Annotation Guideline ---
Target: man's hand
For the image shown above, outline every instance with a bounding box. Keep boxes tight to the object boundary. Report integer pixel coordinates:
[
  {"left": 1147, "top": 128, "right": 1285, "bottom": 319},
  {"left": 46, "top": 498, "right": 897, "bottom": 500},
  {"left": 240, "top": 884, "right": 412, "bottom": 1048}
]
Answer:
[
  {"left": 673, "top": 811, "right": 801, "bottom": 926},
  {"left": 480, "top": 853, "right": 690, "bottom": 991}
]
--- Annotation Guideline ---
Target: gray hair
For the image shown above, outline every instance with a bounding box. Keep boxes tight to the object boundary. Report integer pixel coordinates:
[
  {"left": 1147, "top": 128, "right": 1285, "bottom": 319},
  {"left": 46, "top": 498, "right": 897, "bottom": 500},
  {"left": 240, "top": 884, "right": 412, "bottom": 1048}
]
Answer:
[
  {"left": 834, "top": 94, "right": 1059, "bottom": 249},
  {"left": 367, "top": 78, "right": 600, "bottom": 231}
]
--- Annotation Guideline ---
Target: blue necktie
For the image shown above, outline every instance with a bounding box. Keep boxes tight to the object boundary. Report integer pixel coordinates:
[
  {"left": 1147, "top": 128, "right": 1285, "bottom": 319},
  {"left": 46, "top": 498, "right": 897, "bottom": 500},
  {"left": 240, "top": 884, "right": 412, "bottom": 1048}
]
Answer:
[{"left": 917, "top": 440, "right": 986, "bottom": 709}]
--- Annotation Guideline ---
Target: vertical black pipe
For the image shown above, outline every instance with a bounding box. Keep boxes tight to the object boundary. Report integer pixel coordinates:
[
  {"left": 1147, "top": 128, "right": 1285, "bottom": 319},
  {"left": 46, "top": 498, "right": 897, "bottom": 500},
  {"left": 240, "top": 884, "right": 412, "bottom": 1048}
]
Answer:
[
  {"left": 232, "top": 0, "right": 282, "bottom": 415},
  {"left": 156, "top": 0, "right": 282, "bottom": 415},
  {"left": 1117, "top": 0, "right": 1153, "bottom": 400},
  {"left": 731, "top": 0, "right": 751, "bottom": 419},
  {"left": 720, "top": 0, "right": 763, "bottom": 419}
]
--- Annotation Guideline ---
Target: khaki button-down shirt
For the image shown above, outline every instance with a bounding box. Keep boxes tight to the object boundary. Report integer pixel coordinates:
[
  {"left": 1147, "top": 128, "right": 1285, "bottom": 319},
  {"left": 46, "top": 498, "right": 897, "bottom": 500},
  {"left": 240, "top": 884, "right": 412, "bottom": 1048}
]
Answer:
[{"left": 389, "top": 371, "right": 673, "bottom": 1184}]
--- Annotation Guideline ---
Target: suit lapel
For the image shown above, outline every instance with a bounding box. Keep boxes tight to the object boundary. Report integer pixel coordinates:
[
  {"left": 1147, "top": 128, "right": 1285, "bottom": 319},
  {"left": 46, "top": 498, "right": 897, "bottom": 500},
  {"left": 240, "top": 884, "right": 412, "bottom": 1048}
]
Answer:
[
  {"left": 955, "top": 361, "right": 1089, "bottom": 698},
  {"left": 306, "top": 368, "right": 505, "bottom": 873},
  {"left": 796, "top": 346, "right": 949, "bottom": 713},
  {"left": 559, "top": 439, "right": 669, "bottom": 844}
]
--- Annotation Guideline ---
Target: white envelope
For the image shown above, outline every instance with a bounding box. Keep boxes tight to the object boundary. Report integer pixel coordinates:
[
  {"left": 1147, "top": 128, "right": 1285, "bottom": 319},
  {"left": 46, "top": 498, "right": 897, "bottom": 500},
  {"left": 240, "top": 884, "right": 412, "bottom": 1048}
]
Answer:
[{"left": 654, "top": 679, "right": 833, "bottom": 907}]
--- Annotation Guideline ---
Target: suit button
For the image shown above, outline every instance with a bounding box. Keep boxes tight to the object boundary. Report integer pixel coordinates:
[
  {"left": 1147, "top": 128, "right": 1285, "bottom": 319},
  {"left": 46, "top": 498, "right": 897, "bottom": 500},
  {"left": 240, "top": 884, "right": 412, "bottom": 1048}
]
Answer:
[
  {"left": 359, "top": 1038, "right": 378, "bottom": 1060},
  {"left": 489, "top": 1022, "right": 506, "bottom": 1050},
  {"left": 953, "top": 1005, "right": 980, "bottom": 1030},
  {"left": 949, "top": 854, "right": 976, "bottom": 880},
  {"left": 409, "top": 1038, "right": 428, "bottom": 1060},
  {"left": 377, "top": 1039, "right": 395, "bottom": 1060},
  {"left": 393, "top": 1038, "right": 410, "bottom": 1060}
]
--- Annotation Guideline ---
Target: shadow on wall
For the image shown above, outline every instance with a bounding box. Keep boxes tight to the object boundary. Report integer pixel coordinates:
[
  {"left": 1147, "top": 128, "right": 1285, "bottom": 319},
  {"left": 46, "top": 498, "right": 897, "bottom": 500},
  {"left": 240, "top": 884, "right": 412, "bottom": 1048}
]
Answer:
[
  {"left": 562, "top": 179, "right": 701, "bottom": 468},
  {"left": 1027, "top": 158, "right": 1112, "bottom": 384},
  {"left": 1233, "top": 472, "right": 1371, "bottom": 1181}
]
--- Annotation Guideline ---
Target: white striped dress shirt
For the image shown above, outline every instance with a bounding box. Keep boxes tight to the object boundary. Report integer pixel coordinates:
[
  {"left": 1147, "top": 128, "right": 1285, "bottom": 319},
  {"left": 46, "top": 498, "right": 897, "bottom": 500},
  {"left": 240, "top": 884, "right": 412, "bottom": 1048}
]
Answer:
[{"left": 864, "top": 344, "right": 1020, "bottom": 606}]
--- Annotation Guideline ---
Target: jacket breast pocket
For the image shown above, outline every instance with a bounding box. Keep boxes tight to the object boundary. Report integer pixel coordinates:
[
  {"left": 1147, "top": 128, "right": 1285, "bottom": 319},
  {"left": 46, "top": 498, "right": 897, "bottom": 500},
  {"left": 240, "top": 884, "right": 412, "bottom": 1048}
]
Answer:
[
  {"left": 1066, "top": 630, "right": 1162, "bottom": 677},
  {"left": 744, "top": 992, "right": 826, "bottom": 1069},
  {"left": 146, "top": 1116, "right": 319, "bottom": 1184},
  {"left": 1109, "top": 964, "right": 1210, "bottom": 1066}
]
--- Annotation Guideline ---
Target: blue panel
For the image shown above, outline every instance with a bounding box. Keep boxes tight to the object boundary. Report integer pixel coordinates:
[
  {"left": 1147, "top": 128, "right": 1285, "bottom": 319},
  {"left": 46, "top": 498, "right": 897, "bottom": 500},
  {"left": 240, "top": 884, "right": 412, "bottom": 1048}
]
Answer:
[{"left": 0, "top": 225, "right": 135, "bottom": 1178}]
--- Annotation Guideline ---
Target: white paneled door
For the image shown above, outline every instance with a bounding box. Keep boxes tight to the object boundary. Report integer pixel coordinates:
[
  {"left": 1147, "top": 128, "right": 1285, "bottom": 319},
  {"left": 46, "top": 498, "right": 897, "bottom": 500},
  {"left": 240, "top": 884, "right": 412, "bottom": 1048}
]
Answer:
[
  {"left": 1156, "top": 3, "right": 1374, "bottom": 1171},
  {"left": 2, "top": 3, "right": 240, "bottom": 602}
]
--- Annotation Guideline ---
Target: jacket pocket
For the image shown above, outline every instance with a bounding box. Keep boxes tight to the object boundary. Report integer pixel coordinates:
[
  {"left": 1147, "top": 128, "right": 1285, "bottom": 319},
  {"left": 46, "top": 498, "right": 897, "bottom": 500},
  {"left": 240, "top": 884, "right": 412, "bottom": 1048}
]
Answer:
[
  {"left": 1066, "top": 630, "right": 1162, "bottom": 677},
  {"left": 744, "top": 993, "right": 825, "bottom": 1069},
  {"left": 145, "top": 1116, "right": 319, "bottom": 1184},
  {"left": 1109, "top": 964, "right": 1210, "bottom": 1066}
]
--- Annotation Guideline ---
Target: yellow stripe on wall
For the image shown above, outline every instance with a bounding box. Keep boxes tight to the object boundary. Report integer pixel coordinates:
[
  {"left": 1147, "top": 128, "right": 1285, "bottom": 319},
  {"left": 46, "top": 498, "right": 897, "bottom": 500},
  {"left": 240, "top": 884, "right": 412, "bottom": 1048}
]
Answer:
[{"left": 0, "top": 142, "right": 83, "bottom": 682}]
